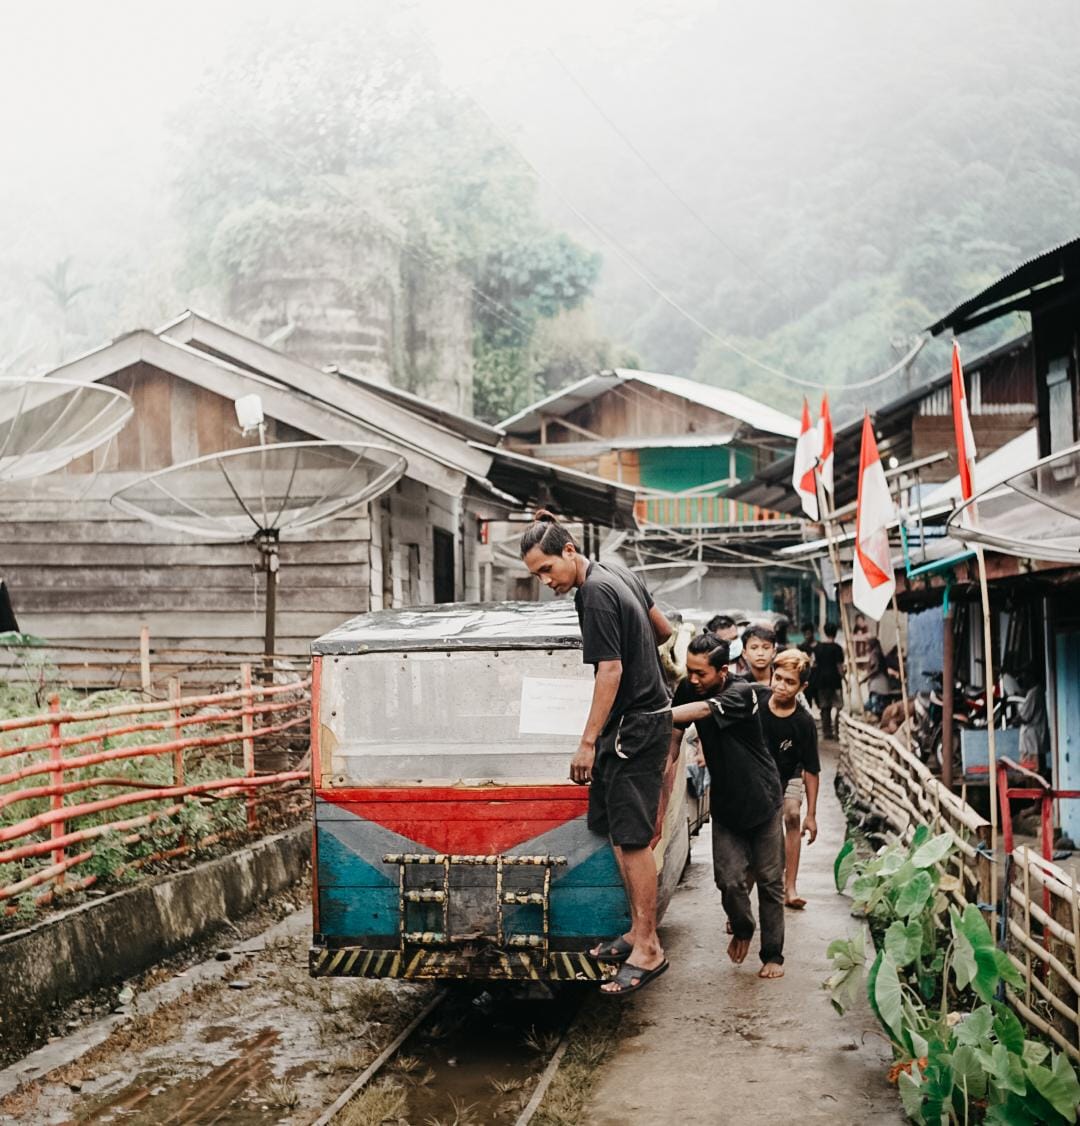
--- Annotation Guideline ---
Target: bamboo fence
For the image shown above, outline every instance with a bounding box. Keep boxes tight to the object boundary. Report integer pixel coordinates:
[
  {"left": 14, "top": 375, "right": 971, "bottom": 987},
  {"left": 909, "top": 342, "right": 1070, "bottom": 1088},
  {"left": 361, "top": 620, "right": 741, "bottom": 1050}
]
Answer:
[
  {"left": 837, "top": 712, "right": 993, "bottom": 912},
  {"left": 839, "top": 713, "right": 1080, "bottom": 1063},
  {"left": 0, "top": 667, "right": 311, "bottom": 916}
]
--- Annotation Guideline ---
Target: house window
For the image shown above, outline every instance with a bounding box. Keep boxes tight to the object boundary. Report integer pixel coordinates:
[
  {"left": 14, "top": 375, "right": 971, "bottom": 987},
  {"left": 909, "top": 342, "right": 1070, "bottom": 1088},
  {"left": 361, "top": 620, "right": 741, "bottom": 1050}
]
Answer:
[
  {"left": 1046, "top": 357, "right": 1075, "bottom": 454},
  {"left": 433, "top": 528, "right": 455, "bottom": 604}
]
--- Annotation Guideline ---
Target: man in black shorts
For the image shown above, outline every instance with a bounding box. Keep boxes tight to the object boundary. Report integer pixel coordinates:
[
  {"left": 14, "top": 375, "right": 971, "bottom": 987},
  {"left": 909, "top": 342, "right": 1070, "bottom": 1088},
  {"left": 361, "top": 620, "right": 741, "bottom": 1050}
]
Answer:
[
  {"left": 521, "top": 511, "right": 673, "bottom": 996},
  {"left": 671, "top": 633, "right": 785, "bottom": 979}
]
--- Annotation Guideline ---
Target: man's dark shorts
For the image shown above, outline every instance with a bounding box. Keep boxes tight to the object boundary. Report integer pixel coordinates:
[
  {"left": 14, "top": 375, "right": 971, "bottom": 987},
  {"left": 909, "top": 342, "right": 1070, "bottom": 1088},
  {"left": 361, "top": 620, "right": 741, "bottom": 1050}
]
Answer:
[{"left": 588, "top": 708, "right": 673, "bottom": 848}]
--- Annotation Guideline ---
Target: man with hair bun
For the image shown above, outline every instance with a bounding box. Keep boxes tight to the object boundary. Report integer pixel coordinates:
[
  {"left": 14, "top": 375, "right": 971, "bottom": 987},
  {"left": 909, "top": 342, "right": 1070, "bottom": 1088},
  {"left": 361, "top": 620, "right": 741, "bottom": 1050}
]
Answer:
[
  {"left": 670, "top": 631, "right": 786, "bottom": 979},
  {"left": 760, "top": 648, "right": 821, "bottom": 910},
  {"left": 520, "top": 510, "right": 674, "bottom": 997}
]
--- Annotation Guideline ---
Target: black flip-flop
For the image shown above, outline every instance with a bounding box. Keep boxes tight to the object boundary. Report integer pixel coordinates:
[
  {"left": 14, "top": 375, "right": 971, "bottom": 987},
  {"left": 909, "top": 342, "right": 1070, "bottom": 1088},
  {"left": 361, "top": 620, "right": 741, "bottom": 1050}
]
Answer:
[
  {"left": 589, "top": 936, "right": 633, "bottom": 963},
  {"left": 599, "top": 959, "right": 669, "bottom": 997}
]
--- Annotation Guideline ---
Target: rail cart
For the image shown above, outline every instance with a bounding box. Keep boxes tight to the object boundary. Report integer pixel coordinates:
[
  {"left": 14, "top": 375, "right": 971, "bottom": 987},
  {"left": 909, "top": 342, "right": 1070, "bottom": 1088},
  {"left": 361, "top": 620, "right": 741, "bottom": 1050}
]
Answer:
[{"left": 308, "top": 601, "right": 690, "bottom": 983}]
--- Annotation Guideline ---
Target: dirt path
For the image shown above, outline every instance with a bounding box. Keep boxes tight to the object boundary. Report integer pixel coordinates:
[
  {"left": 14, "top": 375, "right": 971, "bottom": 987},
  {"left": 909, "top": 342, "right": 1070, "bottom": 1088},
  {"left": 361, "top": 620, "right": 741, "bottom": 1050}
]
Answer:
[{"left": 583, "top": 741, "right": 905, "bottom": 1126}]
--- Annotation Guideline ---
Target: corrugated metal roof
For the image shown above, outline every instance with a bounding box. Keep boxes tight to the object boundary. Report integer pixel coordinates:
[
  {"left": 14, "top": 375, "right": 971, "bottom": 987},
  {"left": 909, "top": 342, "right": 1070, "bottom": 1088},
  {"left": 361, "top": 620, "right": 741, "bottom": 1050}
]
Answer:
[
  {"left": 927, "top": 236, "right": 1080, "bottom": 336},
  {"left": 500, "top": 369, "right": 799, "bottom": 439},
  {"left": 472, "top": 443, "right": 640, "bottom": 530},
  {"left": 312, "top": 600, "right": 583, "bottom": 654},
  {"left": 725, "top": 333, "right": 1033, "bottom": 515}
]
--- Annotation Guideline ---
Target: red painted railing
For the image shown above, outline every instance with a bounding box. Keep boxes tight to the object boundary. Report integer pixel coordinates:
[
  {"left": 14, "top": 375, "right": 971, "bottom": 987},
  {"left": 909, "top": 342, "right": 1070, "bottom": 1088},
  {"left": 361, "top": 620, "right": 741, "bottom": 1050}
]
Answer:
[{"left": 0, "top": 669, "right": 311, "bottom": 913}]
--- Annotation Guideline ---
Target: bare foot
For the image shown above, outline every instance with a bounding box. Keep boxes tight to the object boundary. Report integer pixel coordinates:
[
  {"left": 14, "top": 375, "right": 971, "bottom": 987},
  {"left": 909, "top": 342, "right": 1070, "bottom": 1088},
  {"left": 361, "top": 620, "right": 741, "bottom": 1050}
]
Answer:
[
  {"left": 784, "top": 895, "right": 807, "bottom": 910},
  {"left": 759, "top": 962, "right": 785, "bottom": 979},
  {"left": 727, "top": 936, "right": 750, "bottom": 964}
]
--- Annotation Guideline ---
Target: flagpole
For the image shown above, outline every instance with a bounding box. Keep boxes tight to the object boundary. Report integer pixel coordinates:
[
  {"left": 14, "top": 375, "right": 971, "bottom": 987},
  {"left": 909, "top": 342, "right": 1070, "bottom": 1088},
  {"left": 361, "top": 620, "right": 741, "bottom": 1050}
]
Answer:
[
  {"left": 950, "top": 339, "right": 999, "bottom": 921},
  {"left": 816, "top": 473, "right": 864, "bottom": 716},
  {"left": 975, "top": 542, "right": 999, "bottom": 923}
]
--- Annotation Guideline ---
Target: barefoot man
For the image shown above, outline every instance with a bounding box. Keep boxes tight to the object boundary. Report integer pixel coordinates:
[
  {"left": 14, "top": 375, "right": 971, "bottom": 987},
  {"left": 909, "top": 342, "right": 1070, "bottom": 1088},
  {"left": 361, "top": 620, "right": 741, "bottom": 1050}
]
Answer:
[
  {"left": 759, "top": 649, "right": 820, "bottom": 910},
  {"left": 671, "top": 632, "right": 786, "bottom": 979},
  {"left": 520, "top": 511, "right": 673, "bottom": 997}
]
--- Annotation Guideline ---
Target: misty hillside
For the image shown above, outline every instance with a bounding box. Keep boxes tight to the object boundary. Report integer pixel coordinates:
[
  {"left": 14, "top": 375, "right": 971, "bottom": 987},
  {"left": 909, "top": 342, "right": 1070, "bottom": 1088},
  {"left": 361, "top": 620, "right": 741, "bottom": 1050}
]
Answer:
[{"left": 3, "top": 1, "right": 1080, "bottom": 421}]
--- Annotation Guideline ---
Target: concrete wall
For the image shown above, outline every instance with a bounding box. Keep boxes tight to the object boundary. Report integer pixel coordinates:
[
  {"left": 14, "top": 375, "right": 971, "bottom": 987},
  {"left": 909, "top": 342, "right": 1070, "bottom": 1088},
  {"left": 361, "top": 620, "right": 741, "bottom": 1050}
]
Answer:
[
  {"left": 227, "top": 224, "right": 474, "bottom": 414},
  {"left": 0, "top": 826, "right": 309, "bottom": 1041}
]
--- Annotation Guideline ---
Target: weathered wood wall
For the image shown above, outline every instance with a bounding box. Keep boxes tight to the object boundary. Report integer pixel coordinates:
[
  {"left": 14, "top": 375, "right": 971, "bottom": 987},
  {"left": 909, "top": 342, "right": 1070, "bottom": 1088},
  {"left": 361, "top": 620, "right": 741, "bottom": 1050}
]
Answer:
[{"left": 0, "top": 365, "right": 470, "bottom": 665}]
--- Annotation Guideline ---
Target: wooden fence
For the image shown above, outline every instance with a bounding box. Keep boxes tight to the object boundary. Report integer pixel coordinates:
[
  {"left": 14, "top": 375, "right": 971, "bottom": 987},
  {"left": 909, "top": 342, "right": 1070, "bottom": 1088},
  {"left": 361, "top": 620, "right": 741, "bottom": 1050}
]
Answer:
[
  {"left": 0, "top": 668, "right": 310, "bottom": 916},
  {"left": 839, "top": 712, "right": 1080, "bottom": 1063},
  {"left": 838, "top": 712, "right": 993, "bottom": 912},
  {"left": 0, "top": 625, "right": 311, "bottom": 694}
]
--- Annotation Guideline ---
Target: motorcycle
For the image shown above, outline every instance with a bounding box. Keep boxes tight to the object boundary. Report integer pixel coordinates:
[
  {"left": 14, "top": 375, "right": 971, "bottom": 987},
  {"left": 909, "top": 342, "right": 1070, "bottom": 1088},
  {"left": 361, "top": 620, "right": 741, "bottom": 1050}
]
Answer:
[{"left": 912, "top": 671, "right": 1024, "bottom": 776}]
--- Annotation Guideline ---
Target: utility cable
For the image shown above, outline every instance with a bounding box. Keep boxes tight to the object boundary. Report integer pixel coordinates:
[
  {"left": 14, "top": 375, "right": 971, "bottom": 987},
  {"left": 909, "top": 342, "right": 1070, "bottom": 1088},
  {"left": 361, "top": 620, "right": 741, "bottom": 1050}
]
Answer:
[{"left": 407, "top": 26, "right": 928, "bottom": 393}]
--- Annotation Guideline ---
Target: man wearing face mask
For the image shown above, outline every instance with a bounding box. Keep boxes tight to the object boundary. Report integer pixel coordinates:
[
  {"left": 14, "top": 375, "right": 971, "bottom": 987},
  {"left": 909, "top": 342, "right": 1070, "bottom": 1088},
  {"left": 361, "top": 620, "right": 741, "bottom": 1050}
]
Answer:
[{"left": 670, "top": 632, "right": 785, "bottom": 980}]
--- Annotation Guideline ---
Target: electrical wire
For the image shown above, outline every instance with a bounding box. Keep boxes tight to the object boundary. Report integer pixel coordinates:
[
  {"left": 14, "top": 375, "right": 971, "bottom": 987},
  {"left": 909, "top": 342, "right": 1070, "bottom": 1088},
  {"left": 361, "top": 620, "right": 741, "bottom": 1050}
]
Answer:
[
  {"left": 406, "top": 23, "right": 929, "bottom": 394},
  {"left": 546, "top": 48, "right": 762, "bottom": 281}
]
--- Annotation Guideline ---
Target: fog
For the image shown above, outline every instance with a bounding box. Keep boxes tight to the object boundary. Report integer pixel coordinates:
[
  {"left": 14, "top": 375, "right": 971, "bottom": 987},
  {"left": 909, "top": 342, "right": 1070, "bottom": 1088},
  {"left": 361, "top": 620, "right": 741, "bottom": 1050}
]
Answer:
[{"left": 3, "top": 0, "right": 1079, "bottom": 414}]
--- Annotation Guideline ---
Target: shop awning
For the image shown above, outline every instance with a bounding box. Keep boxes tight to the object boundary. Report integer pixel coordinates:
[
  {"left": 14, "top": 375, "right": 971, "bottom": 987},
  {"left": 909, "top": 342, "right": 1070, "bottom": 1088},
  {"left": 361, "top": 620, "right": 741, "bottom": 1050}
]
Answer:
[{"left": 473, "top": 444, "right": 640, "bottom": 530}]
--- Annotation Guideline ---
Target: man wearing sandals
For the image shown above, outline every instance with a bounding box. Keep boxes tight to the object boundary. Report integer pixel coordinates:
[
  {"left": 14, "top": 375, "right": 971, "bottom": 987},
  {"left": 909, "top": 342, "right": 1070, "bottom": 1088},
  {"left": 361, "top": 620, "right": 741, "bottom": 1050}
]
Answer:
[
  {"left": 521, "top": 511, "right": 673, "bottom": 997},
  {"left": 671, "top": 632, "right": 786, "bottom": 979}
]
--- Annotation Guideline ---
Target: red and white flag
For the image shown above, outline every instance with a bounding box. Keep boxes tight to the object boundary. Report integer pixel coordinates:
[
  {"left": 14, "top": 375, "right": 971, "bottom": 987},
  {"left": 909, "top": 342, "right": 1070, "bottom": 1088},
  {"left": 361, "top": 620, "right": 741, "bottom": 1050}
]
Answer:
[
  {"left": 793, "top": 398, "right": 820, "bottom": 521},
  {"left": 951, "top": 340, "right": 978, "bottom": 517},
  {"left": 852, "top": 412, "right": 896, "bottom": 621},
  {"left": 817, "top": 393, "right": 835, "bottom": 500}
]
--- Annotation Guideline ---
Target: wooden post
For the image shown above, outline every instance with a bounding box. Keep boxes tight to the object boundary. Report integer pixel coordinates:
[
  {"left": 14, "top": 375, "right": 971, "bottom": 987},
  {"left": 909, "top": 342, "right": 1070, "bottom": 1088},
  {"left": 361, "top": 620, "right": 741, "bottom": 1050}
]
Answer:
[
  {"left": 942, "top": 594, "right": 956, "bottom": 791},
  {"left": 816, "top": 475, "right": 863, "bottom": 714},
  {"left": 241, "top": 663, "right": 256, "bottom": 831},
  {"left": 48, "top": 694, "right": 65, "bottom": 887},
  {"left": 139, "top": 625, "right": 151, "bottom": 695},
  {"left": 975, "top": 544, "right": 1000, "bottom": 922},
  {"left": 891, "top": 591, "right": 915, "bottom": 762},
  {"left": 168, "top": 678, "right": 183, "bottom": 788}
]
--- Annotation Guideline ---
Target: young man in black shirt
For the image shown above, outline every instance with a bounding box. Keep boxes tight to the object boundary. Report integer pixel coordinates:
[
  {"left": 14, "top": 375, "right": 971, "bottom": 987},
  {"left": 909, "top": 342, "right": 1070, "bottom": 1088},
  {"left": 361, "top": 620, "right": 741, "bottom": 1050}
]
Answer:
[
  {"left": 521, "top": 511, "right": 673, "bottom": 997},
  {"left": 814, "top": 621, "right": 846, "bottom": 740},
  {"left": 759, "top": 649, "right": 820, "bottom": 910},
  {"left": 670, "top": 633, "right": 785, "bottom": 979},
  {"left": 741, "top": 623, "right": 777, "bottom": 688}
]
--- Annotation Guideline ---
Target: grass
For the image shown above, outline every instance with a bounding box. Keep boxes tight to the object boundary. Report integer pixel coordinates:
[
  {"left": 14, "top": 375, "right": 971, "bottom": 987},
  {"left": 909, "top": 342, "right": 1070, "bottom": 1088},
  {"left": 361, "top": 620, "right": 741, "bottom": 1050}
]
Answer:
[
  {"left": 531, "top": 997, "right": 624, "bottom": 1126},
  {"left": 260, "top": 1077, "right": 300, "bottom": 1108},
  {"left": 338, "top": 1077, "right": 409, "bottom": 1126}
]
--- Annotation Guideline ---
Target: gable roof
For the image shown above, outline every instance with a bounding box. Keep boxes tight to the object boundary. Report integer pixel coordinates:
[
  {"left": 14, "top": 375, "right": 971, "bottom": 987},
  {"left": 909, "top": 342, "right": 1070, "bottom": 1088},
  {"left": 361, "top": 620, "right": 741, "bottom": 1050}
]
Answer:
[
  {"left": 45, "top": 329, "right": 473, "bottom": 494},
  {"left": 500, "top": 368, "right": 800, "bottom": 440},
  {"left": 928, "top": 236, "right": 1080, "bottom": 336},
  {"left": 157, "top": 308, "right": 502, "bottom": 447},
  {"left": 41, "top": 322, "right": 640, "bottom": 528}
]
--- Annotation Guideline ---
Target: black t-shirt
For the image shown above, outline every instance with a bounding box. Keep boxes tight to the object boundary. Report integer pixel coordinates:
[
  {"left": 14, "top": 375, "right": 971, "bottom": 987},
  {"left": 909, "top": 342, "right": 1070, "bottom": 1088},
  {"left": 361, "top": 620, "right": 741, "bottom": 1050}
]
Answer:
[
  {"left": 759, "top": 694, "right": 821, "bottom": 786},
  {"left": 672, "top": 677, "right": 782, "bottom": 830},
  {"left": 814, "top": 641, "right": 845, "bottom": 690},
  {"left": 574, "top": 561, "right": 668, "bottom": 731}
]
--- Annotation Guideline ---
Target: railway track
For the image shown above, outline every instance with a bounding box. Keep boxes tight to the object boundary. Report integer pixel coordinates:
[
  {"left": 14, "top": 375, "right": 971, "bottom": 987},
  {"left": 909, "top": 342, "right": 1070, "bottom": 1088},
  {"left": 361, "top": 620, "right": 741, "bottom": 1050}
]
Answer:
[{"left": 311, "top": 986, "right": 581, "bottom": 1126}]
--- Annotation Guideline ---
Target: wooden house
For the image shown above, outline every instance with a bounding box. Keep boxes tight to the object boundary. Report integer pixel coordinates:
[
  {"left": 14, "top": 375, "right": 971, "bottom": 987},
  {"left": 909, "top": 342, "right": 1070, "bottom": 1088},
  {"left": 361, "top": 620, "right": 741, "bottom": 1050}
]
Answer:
[
  {"left": 0, "top": 312, "right": 634, "bottom": 670},
  {"left": 498, "top": 368, "right": 804, "bottom": 612}
]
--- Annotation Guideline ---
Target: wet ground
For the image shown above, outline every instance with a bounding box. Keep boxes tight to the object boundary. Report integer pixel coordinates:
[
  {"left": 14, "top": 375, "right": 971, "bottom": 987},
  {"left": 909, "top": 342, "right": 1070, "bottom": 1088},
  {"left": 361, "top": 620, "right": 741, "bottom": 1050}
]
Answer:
[
  {"left": 583, "top": 741, "right": 906, "bottom": 1126},
  {"left": 0, "top": 906, "right": 573, "bottom": 1125}
]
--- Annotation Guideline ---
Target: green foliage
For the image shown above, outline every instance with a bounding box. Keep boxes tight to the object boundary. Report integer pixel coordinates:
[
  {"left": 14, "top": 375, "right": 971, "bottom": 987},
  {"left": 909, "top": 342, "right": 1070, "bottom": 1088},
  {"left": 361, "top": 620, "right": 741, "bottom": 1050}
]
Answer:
[
  {"left": 826, "top": 833, "right": 1080, "bottom": 1124},
  {"left": 174, "top": 21, "right": 608, "bottom": 423}
]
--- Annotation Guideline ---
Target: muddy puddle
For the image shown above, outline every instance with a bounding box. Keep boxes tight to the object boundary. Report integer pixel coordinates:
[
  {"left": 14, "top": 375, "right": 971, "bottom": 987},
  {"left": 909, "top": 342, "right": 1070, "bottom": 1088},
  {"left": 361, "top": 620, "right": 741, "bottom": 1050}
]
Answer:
[
  {"left": 365, "top": 991, "right": 580, "bottom": 1124},
  {"left": 3, "top": 915, "right": 580, "bottom": 1126}
]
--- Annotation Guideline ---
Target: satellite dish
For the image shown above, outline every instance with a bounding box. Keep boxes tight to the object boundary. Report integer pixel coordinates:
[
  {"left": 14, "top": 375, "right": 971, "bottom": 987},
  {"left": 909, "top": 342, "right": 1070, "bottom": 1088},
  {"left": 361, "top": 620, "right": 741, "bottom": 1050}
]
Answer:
[
  {"left": 0, "top": 377, "right": 133, "bottom": 480},
  {"left": 110, "top": 440, "right": 407, "bottom": 656},
  {"left": 948, "top": 440, "right": 1080, "bottom": 563}
]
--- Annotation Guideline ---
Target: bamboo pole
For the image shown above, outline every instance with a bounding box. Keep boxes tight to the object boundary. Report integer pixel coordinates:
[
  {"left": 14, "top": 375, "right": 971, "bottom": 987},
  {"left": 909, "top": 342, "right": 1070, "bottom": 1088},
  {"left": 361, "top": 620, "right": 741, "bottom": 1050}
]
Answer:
[
  {"left": 890, "top": 590, "right": 915, "bottom": 763},
  {"left": 975, "top": 543, "right": 1000, "bottom": 923},
  {"left": 816, "top": 474, "right": 864, "bottom": 714}
]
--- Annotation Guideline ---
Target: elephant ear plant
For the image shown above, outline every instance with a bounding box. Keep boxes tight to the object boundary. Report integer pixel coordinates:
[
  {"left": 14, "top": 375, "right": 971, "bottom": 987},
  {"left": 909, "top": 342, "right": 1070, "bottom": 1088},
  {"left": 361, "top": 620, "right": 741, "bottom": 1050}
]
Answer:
[{"left": 826, "top": 827, "right": 1080, "bottom": 1125}]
